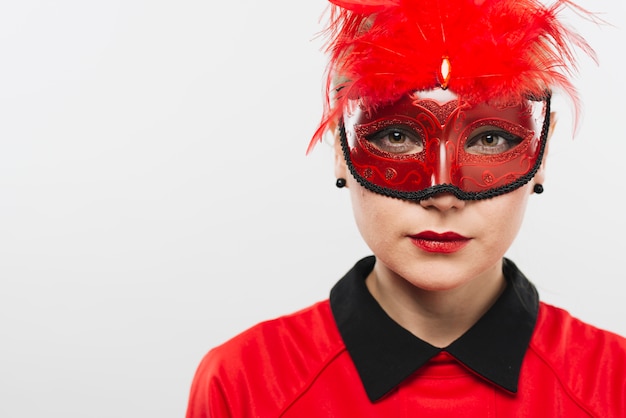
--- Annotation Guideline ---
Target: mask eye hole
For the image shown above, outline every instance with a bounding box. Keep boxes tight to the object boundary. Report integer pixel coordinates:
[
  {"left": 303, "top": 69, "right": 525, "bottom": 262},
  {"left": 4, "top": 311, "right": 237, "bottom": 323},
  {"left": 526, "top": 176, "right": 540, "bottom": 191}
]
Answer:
[
  {"left": 465, "top": 126, "right": 523, "bottom": 155},
  {"left": 365, "top": 125, "right": 425, "bottom": 155}
]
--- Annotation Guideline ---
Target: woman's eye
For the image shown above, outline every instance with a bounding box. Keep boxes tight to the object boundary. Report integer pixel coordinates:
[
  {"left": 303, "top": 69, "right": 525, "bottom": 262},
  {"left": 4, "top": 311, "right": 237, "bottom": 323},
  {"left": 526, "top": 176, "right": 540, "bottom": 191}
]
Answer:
[
  {"left": 366, "top": 127, "right": 424, "bottom": 155},
  {"left": 465, "top": 130, "right": 522, "bottom": 155}
]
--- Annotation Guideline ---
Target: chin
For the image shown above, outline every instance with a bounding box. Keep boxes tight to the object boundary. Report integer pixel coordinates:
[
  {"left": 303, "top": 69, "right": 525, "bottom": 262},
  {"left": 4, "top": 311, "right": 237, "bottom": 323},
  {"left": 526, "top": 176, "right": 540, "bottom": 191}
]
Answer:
[{"left": 388, "top": 256, "right": 502, "bottom": 292}]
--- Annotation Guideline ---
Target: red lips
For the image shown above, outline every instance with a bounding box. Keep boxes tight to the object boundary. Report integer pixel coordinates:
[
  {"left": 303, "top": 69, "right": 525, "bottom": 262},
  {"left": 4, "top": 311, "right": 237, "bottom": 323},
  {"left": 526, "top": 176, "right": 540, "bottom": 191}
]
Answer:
[{"left": 409, "top": 231, "right": 470, "bottom": 254}]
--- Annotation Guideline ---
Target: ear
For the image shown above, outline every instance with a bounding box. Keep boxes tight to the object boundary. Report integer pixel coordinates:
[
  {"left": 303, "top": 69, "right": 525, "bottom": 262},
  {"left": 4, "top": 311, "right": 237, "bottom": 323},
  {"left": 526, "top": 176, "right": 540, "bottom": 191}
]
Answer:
[
  {"left": 332, "top": 122, "right": 349, "bottom": 184},
  {"left": 533, "top": 111, "right": 556, "bottom": 189}
]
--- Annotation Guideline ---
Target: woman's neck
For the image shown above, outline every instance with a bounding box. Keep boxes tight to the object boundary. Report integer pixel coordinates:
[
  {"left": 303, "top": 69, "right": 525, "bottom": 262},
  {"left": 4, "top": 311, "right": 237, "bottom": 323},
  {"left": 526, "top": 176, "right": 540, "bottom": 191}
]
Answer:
[{"left": 365, "top": 260, "right": 506, "bottom": 348}]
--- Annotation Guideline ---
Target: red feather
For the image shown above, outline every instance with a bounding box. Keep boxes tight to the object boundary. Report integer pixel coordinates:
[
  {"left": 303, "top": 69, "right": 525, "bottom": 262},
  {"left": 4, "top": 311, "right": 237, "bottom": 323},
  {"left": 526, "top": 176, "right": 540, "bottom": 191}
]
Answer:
[{"left": 308, "top": 0, "right": 598, "bottom": 153}]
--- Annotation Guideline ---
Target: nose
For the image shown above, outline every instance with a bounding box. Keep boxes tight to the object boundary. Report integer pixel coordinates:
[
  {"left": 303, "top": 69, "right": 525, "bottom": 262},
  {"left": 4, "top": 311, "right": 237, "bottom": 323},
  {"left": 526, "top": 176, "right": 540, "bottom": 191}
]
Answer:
[{"left": 419, "top": 192, "right": 466, "bottom": 211}]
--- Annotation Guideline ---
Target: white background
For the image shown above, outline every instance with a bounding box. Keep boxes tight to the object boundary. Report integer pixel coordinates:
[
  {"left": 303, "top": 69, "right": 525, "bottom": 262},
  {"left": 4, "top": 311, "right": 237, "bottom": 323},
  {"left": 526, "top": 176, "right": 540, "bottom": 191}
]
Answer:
[{"left": 0, "top": 1, "right": 624, "bottom": 417}]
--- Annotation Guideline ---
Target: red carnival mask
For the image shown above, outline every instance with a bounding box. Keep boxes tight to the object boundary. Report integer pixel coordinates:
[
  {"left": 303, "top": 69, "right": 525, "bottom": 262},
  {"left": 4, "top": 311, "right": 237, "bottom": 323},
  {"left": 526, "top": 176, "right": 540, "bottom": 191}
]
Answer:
[
  {"left": 309, "top": 0, "right": 596, "bottom": 165},
  {"left": 340, "top": 90, "right": 550, "bottom": 201}
]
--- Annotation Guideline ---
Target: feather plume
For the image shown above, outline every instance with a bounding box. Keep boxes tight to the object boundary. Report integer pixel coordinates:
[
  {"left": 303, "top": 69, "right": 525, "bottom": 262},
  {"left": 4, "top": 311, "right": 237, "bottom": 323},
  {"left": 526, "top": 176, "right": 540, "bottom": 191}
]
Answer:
[{"left": 308, "top": 0, "right": 598, "bottom": 153}]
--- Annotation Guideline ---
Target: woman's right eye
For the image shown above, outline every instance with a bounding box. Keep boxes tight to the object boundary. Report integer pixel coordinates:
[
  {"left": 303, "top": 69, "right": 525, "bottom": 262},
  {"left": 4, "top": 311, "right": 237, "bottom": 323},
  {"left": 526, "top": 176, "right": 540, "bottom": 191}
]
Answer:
[{"left": 366, "top": 127, "right": 424, "bottom": 155}]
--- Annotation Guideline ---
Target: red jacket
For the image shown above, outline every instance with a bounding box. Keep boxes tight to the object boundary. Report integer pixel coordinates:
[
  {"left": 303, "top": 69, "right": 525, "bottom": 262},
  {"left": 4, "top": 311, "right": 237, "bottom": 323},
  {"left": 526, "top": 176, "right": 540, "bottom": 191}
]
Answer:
[{"left": 186, "top": 258, "right": 626, "bottom": 417}]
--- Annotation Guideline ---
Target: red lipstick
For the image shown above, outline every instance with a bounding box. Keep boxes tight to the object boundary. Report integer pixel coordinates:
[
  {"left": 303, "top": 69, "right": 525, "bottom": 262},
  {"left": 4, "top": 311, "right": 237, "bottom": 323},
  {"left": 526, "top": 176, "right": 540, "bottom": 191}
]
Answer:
[{"left": 409, "top": 231, "right": 470, "bottom": 254}]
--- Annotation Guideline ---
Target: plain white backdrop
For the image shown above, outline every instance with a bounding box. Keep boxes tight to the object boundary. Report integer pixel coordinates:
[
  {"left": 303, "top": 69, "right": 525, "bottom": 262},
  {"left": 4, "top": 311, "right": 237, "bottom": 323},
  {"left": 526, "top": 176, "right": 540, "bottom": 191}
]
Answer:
[{"left": 0, "top": 1, "right": 624, "bottom": 417}]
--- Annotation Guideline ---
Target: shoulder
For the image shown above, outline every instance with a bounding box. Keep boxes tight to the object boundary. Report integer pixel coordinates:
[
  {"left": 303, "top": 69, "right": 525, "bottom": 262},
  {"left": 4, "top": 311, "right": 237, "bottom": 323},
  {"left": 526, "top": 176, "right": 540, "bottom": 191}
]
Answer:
[
  {"left": 529, "top": 302, "right": 626, "bottom": 415},
  {"left": 532, "top": 302, "right": 626, "bottom": 357},
  {"left": 186, "top": 300, "right": 346, "bottom": 417},
  {"left": 208, "top": 299, "right": 343, "bottom": 369}
]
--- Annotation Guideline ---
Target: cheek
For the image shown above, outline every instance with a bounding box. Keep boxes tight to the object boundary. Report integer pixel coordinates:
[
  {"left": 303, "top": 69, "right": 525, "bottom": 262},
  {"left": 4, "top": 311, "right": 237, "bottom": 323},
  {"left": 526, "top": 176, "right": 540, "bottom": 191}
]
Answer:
[
  {"left": 506, "top": 186, "right": 531, "bottom": 226},
  {"left": 480, "top": 186, "right": 531, "bottom": 245},
  {"left": 349, "top": 186, "right": 378, "bottom": 236},
  {"left": 348, "top": 184, "right": 404, "bottom": 245}
]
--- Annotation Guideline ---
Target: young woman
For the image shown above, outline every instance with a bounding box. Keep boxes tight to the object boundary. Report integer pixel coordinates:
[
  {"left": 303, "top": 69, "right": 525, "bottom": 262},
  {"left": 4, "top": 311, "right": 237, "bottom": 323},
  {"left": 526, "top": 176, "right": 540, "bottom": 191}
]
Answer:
[{"left": 187, "top": 0, "right": 626, "bottom": 416}]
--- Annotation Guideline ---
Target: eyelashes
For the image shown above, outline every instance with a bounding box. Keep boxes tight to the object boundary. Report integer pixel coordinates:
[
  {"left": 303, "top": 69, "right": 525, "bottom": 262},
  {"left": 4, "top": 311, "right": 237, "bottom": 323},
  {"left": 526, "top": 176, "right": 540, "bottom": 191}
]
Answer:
[
  {"left": 363, "top": 124, "right": 523, "bottom": 157},
  {"left": 365, "top": 125, "right": 424, "bottom": 155}
]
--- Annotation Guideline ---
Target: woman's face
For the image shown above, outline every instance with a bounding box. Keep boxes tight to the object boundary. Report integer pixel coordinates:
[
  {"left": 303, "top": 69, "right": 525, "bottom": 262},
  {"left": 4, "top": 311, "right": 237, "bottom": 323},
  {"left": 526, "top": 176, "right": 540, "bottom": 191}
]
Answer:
[{"left": 335, "top": 139, "right": 545, "bottom": 291}]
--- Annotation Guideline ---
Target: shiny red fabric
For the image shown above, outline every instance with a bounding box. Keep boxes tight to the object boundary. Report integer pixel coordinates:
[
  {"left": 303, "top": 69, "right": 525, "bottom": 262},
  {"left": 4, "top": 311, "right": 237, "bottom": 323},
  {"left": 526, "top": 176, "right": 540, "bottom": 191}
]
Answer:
[{"left": 186, "top": 302, "right": 626, "bottom": 417}]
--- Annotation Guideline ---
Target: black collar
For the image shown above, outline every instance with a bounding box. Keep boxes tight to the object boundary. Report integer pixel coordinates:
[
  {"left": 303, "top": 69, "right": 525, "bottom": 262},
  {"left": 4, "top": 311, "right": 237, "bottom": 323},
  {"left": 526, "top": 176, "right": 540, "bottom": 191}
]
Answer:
[{"left": 329, "top": 256, "right": 539, "bottom": 402}]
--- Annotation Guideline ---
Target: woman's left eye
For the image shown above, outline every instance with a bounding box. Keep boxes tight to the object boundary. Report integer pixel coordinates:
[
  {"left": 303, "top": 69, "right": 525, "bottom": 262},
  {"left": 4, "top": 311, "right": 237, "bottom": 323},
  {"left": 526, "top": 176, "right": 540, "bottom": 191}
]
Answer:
[{"left": 465, "top": 130, "right": 522, "bottom": 155}]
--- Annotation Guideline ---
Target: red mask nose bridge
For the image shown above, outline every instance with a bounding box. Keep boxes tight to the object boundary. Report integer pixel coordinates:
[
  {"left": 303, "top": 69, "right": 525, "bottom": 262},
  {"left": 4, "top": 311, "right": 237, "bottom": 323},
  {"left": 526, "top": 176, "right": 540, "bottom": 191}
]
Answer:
[
  {"left": 437, "top": 139, "right": 453, "bottom": 186},
  {"left": 428, "top": 137, "right": 453, "bottom": 188}
]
